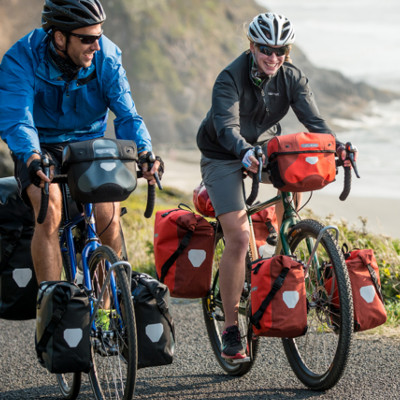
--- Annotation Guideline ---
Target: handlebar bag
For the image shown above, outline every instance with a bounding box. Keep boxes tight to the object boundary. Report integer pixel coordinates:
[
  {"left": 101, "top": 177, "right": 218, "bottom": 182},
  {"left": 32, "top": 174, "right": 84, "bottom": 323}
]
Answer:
[
  {"left": 35, "top": 281, "right": 91, "bottom": 373},
  {"left": 0, "top": 177, "right": 37, "bottom": 320},
  {"left": 62, "top": 138, "right": 138, "bottom": 203},
  {"left": 266, "top": 132, "right": 336, "bottom": 192},
  {"left": 325, "top": 247, "right": 387, "bottom": 332},
  {"left": 131, "top": 272, "right": 175, "bottom": 369},
  {"left": 154, "top": 204, "right": 215, "bottom": 298},
  {"left": 250, "top": 255, "right": 307, "bottom": 337}
]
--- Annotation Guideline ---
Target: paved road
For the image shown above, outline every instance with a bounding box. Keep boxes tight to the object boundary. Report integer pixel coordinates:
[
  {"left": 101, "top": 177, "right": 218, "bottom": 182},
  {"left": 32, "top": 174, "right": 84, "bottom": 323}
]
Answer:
[{"left": 1, "top": 300, "right": 399, "bottom": 399}]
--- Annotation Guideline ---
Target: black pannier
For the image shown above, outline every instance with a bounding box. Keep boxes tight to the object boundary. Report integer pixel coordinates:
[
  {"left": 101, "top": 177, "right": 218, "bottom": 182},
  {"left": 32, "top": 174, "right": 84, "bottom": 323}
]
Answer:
[
  {"left": 35, "top": 281, "right": 92, "bottom": 373},
  {"left": 62, "top": 138, "right": 138, "bottom": 203},
  {"left": 0, "top": 176, "right": 37, "bottom": 320},
  {"left": 131, "top": 272, "right": 175, "bottom": 369}
]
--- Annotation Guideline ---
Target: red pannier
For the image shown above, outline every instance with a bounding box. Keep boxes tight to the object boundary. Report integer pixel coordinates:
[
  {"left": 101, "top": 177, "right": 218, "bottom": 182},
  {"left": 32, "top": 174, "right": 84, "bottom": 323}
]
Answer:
[
  {"left": 325, "top": 247, "right": 387, "bottom": 332},
  {"left": 250, "top": 255, "right": 307, "bottom": 337},
  {"left": 266, "top": 132, "right": 336, "bottom": 192},
  {"left": 251, "top": 207, "right": 278, "bottom": 258},
  {"left": 154, "top": 205, "right": 215, "bottom": 298}
]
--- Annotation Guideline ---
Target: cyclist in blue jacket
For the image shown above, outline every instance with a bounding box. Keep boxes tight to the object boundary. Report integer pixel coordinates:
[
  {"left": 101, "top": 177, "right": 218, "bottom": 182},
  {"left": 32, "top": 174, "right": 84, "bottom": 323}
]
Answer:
[{"left": 0, "top": 0, "right": 162, "bottom": 283}]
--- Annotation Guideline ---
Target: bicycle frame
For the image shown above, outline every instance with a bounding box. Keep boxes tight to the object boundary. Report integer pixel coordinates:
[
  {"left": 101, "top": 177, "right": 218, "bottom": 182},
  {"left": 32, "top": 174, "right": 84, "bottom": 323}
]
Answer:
[
  {"left": 246, "top": 190, "right": 341, "bottom": 284},
  {"left": 246, "top": 191, "right": 299, "bottom": 260},
  {"left": 58, "top": 183, "right": 128, "bottom": 328}
]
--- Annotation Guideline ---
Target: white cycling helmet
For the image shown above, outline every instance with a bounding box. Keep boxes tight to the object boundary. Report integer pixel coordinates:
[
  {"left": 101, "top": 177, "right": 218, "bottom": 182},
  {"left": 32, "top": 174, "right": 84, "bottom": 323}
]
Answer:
[{"left": 247, "top": 13, "right": 295, "bottom": 46}]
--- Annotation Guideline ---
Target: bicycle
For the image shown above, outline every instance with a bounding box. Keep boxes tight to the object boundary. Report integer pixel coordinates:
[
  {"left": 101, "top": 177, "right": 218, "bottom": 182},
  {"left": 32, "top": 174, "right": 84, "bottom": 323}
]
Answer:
[
  {"left": 202, "top": 142, "right": 359, "bottom": 391},
  {"left": 37, "top": 142, "right": 160, "bottom": 400}
]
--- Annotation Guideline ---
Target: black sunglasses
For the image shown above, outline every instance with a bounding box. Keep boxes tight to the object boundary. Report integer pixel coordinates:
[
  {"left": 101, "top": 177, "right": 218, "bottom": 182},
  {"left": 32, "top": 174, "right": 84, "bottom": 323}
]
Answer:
[
  {"left": 257, "top": 44, "right": 288, "bottom": 57},
  {"left": 69, "top": 31, "right": 103, "bottom": 45}
]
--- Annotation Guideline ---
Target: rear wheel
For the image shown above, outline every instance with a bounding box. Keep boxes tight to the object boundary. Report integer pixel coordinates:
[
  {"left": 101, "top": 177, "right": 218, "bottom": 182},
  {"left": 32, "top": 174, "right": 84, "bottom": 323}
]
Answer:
[
  {"left": 202, "top": 230, "right": 258, "bottom": 376},
  {"left": 282, "top": 219, "right": 353, "bottom": 391},
  {"left": 88, "top": 245, "right": 137, "bottom": 400}
]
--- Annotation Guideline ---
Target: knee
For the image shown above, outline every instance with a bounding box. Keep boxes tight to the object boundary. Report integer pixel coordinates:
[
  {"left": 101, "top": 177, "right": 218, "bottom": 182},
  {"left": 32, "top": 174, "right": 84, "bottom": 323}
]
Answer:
[
  {"left": 96, "top": 203, "right": 120, "bottom": 233},
  {"left": 225, "top": 229, "right": 250, "bottom": 254},
  {"left": 35, "top": 197, "right": 62, "bottom": 234}
]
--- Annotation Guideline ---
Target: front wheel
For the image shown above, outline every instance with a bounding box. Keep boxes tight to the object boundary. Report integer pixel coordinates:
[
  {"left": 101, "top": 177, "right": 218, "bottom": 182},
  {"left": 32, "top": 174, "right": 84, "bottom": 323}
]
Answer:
[
  {"left": 57, "top": 248, "right": 81, "bottom": 399},
  {"left": 282, "top": 219, "right": 353, "bottom": 391},
  {"left": 88, "top": 245, "right": 137, "bottom": 400},
  {"left": 56, "top": 373, "right": 81, "bottom": 400},
  {"left": 202, "top": 231, "right": 259, "bottom": 376}
]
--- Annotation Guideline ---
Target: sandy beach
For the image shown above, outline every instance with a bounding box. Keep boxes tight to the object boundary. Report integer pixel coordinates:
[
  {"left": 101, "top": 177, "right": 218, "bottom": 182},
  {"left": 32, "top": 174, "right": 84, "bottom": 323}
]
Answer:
[{"left": 160, "top": 150, "right": 400, "bottom": 240}]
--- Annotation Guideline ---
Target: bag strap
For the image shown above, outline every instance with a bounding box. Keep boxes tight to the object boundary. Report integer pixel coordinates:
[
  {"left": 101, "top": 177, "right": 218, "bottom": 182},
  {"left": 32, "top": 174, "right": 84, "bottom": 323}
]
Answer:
[
  {"left": 159, "top": 230, "right": 194, "bottom": 282},
  {"left": 366, "top": 263, "right": 384, "bottom": 303},
  {"left": 36, "top": 287, "right": 72, "bottom": 360},
  {"left": 140, "top": 278, "right": 175, "bottom": 337},
  {"left": 250, "top": 267, "right": 290, "bottom": 329}
]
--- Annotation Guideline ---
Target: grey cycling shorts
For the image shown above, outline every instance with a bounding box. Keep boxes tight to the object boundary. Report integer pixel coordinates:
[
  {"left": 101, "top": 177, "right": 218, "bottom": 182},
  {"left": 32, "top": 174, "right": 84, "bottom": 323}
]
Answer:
[{"left": 200, "top": 155, "right": 246, "bottom": 217}]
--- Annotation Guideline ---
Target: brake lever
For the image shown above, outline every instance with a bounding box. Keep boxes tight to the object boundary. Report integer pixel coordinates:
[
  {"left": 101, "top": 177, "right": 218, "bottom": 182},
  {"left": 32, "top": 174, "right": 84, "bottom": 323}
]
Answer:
[
  {"left": 42, "top": 155, "right": 50, "bottom": 195},
  {"left": 254, "top": 145, "right": 263, "bottom": 183},
  {"left": 148, "top": 152, "right": 163, "bottom": 190},
  {"left": 345, "top": 142, "right": 360, "bottom": 178}
]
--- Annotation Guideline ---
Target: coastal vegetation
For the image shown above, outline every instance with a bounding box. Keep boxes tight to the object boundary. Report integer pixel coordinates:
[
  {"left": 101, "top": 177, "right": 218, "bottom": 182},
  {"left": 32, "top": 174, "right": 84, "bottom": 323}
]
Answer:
[{"left": 123, "top": 185, "right": 400, "bottom": 330}]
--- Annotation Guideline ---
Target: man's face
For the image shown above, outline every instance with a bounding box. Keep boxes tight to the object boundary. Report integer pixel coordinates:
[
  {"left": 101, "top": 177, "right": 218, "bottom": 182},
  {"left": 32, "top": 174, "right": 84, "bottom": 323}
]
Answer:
[{"left": 65, "top": 24, "right": 103, "bottom": 69}]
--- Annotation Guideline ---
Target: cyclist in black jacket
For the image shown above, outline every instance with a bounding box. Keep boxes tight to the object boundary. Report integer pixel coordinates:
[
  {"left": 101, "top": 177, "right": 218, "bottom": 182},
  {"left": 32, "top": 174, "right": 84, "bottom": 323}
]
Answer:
[{"left": 196, "top": 12, "right": 354, "bottom": 361}]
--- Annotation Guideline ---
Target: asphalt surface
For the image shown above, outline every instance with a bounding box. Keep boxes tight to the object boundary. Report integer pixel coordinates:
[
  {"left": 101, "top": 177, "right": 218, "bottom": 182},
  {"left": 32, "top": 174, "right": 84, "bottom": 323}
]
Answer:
[{"left": 1, "top": 299, "right": 399, "bottom": 400}]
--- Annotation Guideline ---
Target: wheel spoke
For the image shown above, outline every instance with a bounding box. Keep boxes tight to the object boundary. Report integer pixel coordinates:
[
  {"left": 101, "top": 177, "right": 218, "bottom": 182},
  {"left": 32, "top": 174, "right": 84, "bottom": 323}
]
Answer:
[{"left": 88, "top": 246, "right": 137, "bottom": 400}]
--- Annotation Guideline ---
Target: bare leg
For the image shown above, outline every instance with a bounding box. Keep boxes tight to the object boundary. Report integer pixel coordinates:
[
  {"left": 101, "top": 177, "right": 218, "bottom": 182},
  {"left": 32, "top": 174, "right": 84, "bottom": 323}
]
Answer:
[
  {"left": 275, "top": 191, "right": 302, "bottom": 227},
  {"left": 94, "top": 202, "right": 122, "bottom": 256},
  {"left": 218, "top": 210, "right": 250, "bottom": 330},
  {"left": 27, "top": 183, "right": 63, "bottom": 283}
]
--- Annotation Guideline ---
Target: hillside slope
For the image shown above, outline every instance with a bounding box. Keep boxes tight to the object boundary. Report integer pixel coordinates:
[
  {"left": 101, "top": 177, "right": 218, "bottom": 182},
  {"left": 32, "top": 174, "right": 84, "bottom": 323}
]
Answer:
[{"left": 0, "top": 0, "right": 397, "bottom": 176}]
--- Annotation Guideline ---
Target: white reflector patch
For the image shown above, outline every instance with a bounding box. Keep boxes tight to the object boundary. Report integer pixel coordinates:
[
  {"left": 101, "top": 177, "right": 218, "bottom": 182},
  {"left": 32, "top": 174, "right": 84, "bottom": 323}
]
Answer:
[
  {"left": 188, "top": 249, "right": 206, "bottom": 268},
  {"left": 305, "top": 156, "right": 318, "bottom": 165},
  {"left": 283, "top": 291, "right": 299, "bottom": 308},
  {"left": 146, "top": 323, "right": 164, "bottom": 343},
  {"left": 360, "top": 285, "right": 376, "bottom": 303},
  {"left": 12, "top": 268, "right": 32, "bottom": 288},
  {"left": 64, "top": 328, "right": 83, "bottom": 348},
  {"left": 100, "top": 161, "right": 116, "bottom": 171}
]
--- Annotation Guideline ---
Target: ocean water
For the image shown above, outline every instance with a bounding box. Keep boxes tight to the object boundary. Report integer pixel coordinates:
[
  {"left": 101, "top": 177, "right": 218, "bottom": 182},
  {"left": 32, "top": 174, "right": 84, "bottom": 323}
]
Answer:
[{"left": 255, "top": 0, "right": 400, "bottom": 199}]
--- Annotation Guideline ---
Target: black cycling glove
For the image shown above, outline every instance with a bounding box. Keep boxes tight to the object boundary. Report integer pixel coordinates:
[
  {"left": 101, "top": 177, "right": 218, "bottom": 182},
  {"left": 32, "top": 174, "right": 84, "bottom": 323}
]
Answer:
[
  {"left": 28, "top": 157, "right": 55, "bottom": 187},
  {"left": 138, "top": 152, "right": 164, "bottom": 180},
  {"left": 28, "top": 159, "right": 44, "bottom": 187}
]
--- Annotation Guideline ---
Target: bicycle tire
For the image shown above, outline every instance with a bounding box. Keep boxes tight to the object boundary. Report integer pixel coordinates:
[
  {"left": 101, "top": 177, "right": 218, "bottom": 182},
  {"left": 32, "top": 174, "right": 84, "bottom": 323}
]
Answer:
[
  {"left": 282, "top": 219, "right": 353, "bottom": 391},
  {"left": 56, "top": 373, "right": 82, "bottom": 400},
  {"left": 56, "top": 248, "right": 81, "bottom": 400},
  {"left": 202, "top": 232, "right": 259, "bottom": 376},
  {"left": 88, "top": 245, "right": 137, "bottom": 400}
]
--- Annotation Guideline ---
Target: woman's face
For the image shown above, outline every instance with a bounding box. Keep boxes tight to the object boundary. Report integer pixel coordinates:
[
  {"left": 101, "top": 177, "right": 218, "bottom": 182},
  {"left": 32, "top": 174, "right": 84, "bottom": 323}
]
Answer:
[{"left": 250, "top": 42, "right": 287, "bottom": 76}]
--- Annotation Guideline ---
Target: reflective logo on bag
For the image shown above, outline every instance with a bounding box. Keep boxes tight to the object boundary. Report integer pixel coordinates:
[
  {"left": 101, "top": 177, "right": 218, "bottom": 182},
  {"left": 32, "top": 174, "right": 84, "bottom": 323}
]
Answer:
[
  {"left": 360, "top": 285, "right": 376, "bottom": 303},
  {"left": 305, "top": 156, "right": 318, "bottom": 165},
  {"left": 63, "top": 328, "right": 83, "bottom": 348},
  {"left": 100, "top": 161, "right": 116, "bottom": 171},
  {"left": 282, "top": 291, "right": 300, "bottom": 308},
  {"left": 146, "top": 323, "right": 164, "bottom": 343},
  {"left": 12, "top": 268, "right": 32, "bottom": 288},
  {"left": 188, "top": 249, "right": 206, "bottom": 268}
]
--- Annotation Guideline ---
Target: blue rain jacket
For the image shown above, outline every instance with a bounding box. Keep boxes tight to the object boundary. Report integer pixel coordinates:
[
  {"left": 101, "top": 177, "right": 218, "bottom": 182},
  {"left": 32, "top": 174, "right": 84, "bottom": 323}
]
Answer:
[{"left": 0, "top": 29, "right": 152, "bottom": 163}]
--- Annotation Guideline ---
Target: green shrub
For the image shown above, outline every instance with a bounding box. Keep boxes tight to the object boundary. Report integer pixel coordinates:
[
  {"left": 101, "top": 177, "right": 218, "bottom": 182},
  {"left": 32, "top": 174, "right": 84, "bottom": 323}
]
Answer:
[{"left": 121, "top": 191, "right": 400, "bottom": 327}]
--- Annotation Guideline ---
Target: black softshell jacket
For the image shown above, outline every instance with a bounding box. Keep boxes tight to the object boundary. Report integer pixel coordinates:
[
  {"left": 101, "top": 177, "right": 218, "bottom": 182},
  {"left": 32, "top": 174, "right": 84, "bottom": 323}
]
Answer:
[{"left": 197, "top": 51, "right": 333, "bottom": 160}]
